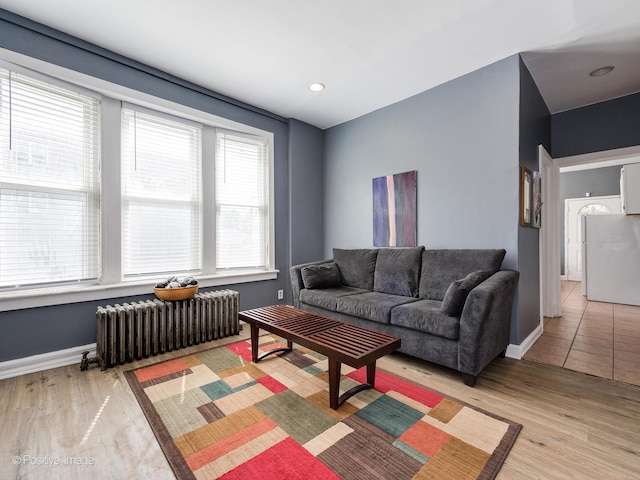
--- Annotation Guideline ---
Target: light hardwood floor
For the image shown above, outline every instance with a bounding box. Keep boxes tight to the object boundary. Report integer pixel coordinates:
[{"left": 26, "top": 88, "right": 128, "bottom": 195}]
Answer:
[{"left": 1, "top": 327, "right": 639, "bottom": 479}]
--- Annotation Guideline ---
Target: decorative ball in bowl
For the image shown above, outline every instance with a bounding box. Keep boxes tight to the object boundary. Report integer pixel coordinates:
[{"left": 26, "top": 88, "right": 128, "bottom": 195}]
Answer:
[
  {"left": 154, "top": 276, "right": 199, "bottom": 301},
  {"left": 154, "top": 285, "right": 198, "bottom": 301}
]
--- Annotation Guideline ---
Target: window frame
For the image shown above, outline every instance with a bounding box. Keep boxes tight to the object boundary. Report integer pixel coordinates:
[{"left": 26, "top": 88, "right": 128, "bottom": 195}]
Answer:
[
  {"left": 120, "top": 104, "right": 204, "bottom": 279},
  {"left": 214, "top": 128, "right": 271, "bottom": 272},
  {"left": 0, "top": 51, "right": 277, "bottom": 312},
  {"left": 0, "top": 63, "right": 102, "bottom": 290}
]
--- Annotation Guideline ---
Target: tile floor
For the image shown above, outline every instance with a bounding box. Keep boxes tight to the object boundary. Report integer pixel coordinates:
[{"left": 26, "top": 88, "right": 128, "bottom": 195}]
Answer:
[{"left": 524, "top": 281, "right": 640, "bottom": 387}]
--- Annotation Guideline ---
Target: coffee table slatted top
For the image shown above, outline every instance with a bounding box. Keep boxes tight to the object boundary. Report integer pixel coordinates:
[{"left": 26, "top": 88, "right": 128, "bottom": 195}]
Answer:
[{"left": 239, "top": 305, "right": 400, "bottom": 368}]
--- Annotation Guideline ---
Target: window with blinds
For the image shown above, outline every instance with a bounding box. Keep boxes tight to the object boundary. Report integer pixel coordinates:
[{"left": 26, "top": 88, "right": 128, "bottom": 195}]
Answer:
[
  {"left": 121, "top": 107, "right": 202, "bottom": 278},
  {"left": 0, "top": 69, "right": 100, "bottom": 289},
  {"left": 0, "top": 60, "right": 273, "bottom": 295},
  {"left": 215, "top": 131, "right": 269, "bottom": 270}
]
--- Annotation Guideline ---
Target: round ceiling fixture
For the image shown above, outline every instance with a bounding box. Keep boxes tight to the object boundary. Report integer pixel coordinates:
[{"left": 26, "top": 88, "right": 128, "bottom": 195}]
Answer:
[
  {"left": 589, "top": 65, "right": 615, "bottom": 77},
  {"left": 309, "top": 82, "right": 325, "bottom": 92}
]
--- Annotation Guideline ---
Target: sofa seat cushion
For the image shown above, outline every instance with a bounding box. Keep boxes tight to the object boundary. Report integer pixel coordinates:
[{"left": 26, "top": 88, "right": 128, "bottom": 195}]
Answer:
[
  {"left": 373, "top": 247, "right": 423, "bottom": 297},
  {"left": 333, "top": 248, "right": 378, "bottom": 290},
  {"left": 300, "top": 286, "right": 368, "bottom": 312},
  {"left": 419, "top": 249, "right": 506, "bottom": 300},
  {"left": 336, "top": 292, "right": 418, "bottom": 324},
  {"left": 390, "top": 300, "right": 460, "bottom": 340}
]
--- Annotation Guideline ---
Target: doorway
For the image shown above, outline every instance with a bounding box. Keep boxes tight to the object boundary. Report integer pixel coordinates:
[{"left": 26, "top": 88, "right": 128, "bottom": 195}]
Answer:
[
  {"left": 538, "top": 144, "right": 640, "bottom": 326},
  {"left": 532, "top": 146, "right": 640, "bottom": 385}
]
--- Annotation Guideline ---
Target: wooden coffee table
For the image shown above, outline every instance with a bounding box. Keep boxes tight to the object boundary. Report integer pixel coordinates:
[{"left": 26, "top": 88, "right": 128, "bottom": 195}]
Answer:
[{"left": 238, "top": 305, "right": 401, "bottom": 409}]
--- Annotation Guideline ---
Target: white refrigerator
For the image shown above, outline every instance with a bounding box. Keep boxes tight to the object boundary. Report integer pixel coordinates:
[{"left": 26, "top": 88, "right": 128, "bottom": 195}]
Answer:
[{"left": 582, "top": 214, "right": 640, "bottom": 306}]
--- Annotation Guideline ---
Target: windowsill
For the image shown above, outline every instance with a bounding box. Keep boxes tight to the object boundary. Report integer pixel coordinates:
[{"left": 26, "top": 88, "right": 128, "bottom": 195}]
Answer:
[{"left": 0, "top": 270, "right": 279, "bottom": 312}]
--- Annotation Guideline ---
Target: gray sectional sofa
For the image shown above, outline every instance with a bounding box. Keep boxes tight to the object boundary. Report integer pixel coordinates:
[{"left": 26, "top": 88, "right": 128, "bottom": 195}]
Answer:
[{"left": 290, "top": 247, "right": 519, "bottom": 386}]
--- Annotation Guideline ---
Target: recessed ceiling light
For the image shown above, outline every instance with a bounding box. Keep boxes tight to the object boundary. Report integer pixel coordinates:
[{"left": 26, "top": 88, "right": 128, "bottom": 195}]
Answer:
[
  {"left": 309, "top": 82, "right": 325, "bottom": 92},
  {"left": 589, "top": 65, "right": 615, "bottom": 77}
]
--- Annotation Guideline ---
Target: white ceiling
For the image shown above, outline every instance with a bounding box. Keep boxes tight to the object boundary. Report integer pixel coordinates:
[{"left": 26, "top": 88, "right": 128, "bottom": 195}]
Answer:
[{"left": 0, "top": 0, "right": 639, "bottom": 129}]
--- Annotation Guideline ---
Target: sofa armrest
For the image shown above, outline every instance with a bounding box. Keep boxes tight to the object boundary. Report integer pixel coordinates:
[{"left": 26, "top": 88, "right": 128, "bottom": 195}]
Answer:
[
  {"left": 290, "top": 259, "right": 333, "bottom": 308},
  {"left": 457, "top": 269, "right": 519, "bottom": 377}
]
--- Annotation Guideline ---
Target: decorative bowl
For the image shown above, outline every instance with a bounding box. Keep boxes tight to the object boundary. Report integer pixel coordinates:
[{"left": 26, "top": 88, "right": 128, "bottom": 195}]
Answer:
[{"left": 154, "top": 285, "right": 198, "bottom": 301}]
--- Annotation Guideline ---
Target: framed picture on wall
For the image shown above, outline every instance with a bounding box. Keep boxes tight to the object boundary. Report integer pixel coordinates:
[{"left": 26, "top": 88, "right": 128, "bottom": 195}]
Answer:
[
  {"left": 532, "top": 170, "right": 541, "bottom": 228},
  {"left": 520, "top": 166, "right": 532, "bottom": 227},
  {"left": 372, "top": 170, "right": 417, "bottom": 247}
]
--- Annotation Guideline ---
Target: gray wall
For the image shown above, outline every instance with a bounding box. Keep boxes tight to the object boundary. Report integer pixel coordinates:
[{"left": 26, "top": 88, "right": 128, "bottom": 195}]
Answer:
[
  {"left": 0, "top": 9, "right": 309, "bottom": 362},
  {"left": 324, "top": 55, "right": 525, "bottom": 343},
  {"left": 288, "top": 119, "right": 325, "bottom": 266},
  {"left": 552, "top": 92, "right": 640, "bottom": 158},
  {"left": 517, "top": 58, "right": 550, "bottom": 343},
  {"left": 559, "top": 166, "right": 622, "bottom": 274}
]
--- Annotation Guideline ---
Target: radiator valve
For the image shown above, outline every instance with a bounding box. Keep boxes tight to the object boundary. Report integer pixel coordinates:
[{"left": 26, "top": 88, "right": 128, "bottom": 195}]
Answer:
[{"left": 80, "top": 351, "right": 100, "bottom": 371}]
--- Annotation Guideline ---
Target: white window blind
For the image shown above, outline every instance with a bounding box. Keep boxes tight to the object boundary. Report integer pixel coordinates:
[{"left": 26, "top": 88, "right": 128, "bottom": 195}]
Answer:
[
  {"left": 0, "top": 69, "right": 100, "bottom": 289},
  {"left": 215, "top": 131, "right": 269, "bottom": 270},
  {"left": 121, "top": 106, "right": 202, "bottom": 278}
]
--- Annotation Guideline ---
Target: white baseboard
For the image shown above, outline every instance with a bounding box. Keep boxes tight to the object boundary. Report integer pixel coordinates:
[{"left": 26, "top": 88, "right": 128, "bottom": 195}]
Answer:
[
  {"left": 0, "top": 343, "right": 97, "bottom": 381},
  {"left": 505, "top": 323, "right": 543, "bottom": 360}
]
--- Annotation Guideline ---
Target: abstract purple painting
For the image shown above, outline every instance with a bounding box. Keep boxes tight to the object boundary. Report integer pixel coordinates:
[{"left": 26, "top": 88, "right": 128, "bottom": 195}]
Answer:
[{"left": 372, "top": 170, "right": 417, "bottom": 247}]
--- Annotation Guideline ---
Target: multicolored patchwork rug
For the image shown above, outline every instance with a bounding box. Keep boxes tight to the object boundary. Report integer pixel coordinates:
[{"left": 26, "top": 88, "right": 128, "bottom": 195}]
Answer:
[{"left": 124, "top": 335, "right": 521, "bottom": 479}]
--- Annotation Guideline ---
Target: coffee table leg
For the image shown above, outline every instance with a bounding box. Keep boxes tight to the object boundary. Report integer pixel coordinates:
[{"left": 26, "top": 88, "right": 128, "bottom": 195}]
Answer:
[
  {"left": 251, "top": 328, "right": 294, "bottom": 363},
  {"left": 331, "top": 360, "right": 378, "bottom": 409},
  {"left": 250, "top": 324, "right": 260, "bottom": 362},
  {"left": 328, "top": 358, "right": 341, "bottom": 409},
  {"left": 367, "top": 360, "right": 376, "bottom": 387}
]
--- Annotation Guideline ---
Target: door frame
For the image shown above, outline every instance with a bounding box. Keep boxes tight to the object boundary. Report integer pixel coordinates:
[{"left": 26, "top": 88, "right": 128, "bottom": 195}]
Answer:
[{"left": 539, "top": 146, "right": 561, "bottom": 319}]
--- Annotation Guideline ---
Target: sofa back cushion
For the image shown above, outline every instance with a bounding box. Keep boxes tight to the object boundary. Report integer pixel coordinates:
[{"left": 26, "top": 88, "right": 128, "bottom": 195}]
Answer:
[
  {"left": 333, "top": 248, "right": 378, "bottom": 290},
  {"left": 373, "top": 247, "right": 424, "bottom": 297},
  {"left": 301, "top": 262, "right": 342, "bottom": 289},
  {"left": 419, "top": 249, "right": 506, "bottom": 300}
]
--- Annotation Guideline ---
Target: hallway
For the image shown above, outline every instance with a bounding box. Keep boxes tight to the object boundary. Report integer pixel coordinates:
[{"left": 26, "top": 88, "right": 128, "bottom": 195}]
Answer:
[{"left": 524, "top": 281, "right": 640, "bottom": 387}]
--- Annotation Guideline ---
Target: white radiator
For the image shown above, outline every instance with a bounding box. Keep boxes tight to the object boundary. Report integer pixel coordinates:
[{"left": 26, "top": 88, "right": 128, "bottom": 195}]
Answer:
[{"left": 87, "top": 290, "right": 239, "bottom": 370}]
